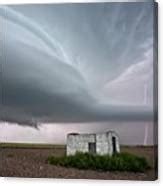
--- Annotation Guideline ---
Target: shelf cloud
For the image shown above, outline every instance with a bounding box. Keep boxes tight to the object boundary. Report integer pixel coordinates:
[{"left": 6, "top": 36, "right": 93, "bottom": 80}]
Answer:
[{"left": 0, "top": 2, "right": 155, "bottom": 126}]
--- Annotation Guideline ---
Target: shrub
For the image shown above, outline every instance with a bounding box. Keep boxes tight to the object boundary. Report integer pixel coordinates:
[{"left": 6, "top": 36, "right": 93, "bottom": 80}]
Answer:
[{"left": 47, "top": 152, "right": 150, "bottom": 172}]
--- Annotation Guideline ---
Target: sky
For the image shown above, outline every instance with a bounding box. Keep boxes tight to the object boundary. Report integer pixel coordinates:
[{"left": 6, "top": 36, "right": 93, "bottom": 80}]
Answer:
[{"left": 0, "top": 2, "right": 157, "bottom": 145}]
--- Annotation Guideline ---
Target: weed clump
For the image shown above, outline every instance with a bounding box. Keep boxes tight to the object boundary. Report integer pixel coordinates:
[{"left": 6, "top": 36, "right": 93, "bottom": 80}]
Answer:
[{"left": 47, "top": 152, "right": 150, "bottom": 172}]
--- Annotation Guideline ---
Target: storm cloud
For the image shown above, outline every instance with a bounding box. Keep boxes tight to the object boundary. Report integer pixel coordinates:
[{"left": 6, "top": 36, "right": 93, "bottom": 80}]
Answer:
[{"left": 0, "top": 2, "right": 155, "bottom": 126}]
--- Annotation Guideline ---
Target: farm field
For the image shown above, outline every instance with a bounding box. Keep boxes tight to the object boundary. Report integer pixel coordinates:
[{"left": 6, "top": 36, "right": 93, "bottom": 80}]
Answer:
[{"left": 0, "top": 143, "right": 157, "bottom": 180}]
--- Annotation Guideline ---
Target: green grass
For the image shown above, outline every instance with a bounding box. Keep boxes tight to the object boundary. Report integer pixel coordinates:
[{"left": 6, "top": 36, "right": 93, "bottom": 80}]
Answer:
[{"left": 47, "top": 152, "right": 150, "bottom": 172}]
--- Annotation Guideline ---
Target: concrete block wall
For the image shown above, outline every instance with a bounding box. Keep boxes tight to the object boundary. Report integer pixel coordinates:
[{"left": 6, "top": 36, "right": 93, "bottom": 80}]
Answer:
[
  {"left": 67, "top": 133, "right": 95, "bottom": 156},
  {"left": 96, "top": 133, "right": 110, "bottom": 155},
  {"left": 66, "top": 131, "right": 120, "bottom": 156}
]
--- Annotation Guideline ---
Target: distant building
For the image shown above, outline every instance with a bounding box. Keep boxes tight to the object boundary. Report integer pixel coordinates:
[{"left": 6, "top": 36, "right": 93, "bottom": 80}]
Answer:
[{"left": 66, "top": 131, "right": 120, "bottom": 156}]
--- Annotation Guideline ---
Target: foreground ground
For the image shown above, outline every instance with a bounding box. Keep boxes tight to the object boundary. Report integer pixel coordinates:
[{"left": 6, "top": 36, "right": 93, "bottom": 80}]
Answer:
[{"left": 0, "top": 144, "right": 157, "bottom": 180}]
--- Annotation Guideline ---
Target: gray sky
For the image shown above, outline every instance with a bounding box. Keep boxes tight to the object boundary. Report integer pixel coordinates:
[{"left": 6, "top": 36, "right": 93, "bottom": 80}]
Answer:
[{"left": 0, "top": 2, "right": 156, "bottom": 144}]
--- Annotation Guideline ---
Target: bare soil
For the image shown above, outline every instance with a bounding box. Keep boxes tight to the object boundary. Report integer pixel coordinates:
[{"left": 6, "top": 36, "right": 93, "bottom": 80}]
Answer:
[{"left": 0, "top": 145, "right": 157, "bottom": 180}]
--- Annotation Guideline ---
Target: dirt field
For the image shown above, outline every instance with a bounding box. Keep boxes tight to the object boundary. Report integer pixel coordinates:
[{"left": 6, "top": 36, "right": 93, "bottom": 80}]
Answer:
[{"left": 0, "top": 144, "right": 158, "bottom": 180}]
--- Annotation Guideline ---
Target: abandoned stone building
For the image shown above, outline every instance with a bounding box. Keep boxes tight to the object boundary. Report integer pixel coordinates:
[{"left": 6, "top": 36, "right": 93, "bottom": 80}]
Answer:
[{"left": 66, "top": 131, "right": 120, "bottom": 156}]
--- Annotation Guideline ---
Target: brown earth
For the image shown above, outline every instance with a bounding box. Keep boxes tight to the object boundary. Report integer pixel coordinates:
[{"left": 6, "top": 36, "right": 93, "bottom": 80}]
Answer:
[{"left": 0, "top": 145, "right": 158, "bottom": 180}]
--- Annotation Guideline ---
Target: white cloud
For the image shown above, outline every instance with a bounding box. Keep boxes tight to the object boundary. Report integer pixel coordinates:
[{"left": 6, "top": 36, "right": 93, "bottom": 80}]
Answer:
[{"left": 102, "top": 49, "right": 153, "bottom": 106}]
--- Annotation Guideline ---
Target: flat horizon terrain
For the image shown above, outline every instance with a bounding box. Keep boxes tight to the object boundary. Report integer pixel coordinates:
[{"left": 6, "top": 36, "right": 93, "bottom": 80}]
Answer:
[{"left": 0, "top": 143, "right": 157, "bottom": 180}]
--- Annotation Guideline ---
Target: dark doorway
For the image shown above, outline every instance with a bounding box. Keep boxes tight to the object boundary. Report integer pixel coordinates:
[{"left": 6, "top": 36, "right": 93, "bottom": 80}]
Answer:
[
  {"left": 112, "top": 136, "right": 117, "bottom": 154},
  {"left": 88, "top": 143, "right": 96, "bottom": 154}
]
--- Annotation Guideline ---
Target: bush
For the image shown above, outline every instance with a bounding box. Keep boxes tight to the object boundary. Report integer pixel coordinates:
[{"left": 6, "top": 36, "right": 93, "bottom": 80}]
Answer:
[{"left": 47, "top": 152, "right": 150, "bottom": 172}]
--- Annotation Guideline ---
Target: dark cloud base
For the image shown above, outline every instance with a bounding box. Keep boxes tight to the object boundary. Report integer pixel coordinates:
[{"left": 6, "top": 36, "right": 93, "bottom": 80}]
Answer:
[{"left": 0, "top": 2, "right": 155, "bottom": 126}]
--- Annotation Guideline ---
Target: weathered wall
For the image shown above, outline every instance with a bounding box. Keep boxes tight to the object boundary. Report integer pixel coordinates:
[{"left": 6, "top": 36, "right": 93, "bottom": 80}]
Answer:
[
  {"left": 111, "top": 131, "right": 120, "bottom": 154},
  {"left": 96, "top": 133, "right": 110, "bottom": 155},
  {"left": 66, "top": 131, "right": 120, "bottom": 156},
  {"left": 96, "top": 132, "right": 120, "bottom": 155},
  {"left": 67, "top": 134, "right": 95, "bottom": 155}
]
